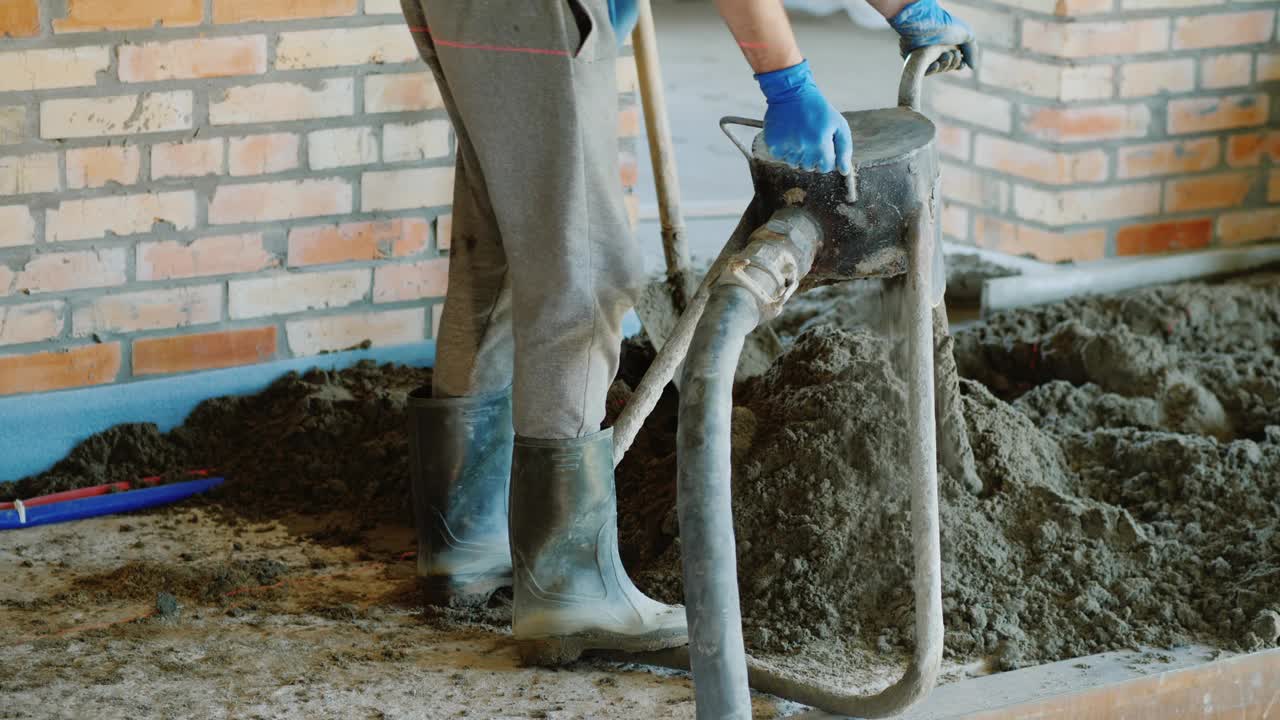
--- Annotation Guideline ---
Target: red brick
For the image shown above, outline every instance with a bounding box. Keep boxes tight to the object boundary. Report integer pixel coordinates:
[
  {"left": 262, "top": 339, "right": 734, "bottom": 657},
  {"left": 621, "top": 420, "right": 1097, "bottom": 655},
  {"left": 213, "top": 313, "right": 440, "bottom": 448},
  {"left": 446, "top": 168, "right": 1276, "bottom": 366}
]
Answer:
[
  {"left": 373, "top": 258, "right": 450, "bottom": 302},
  {"left": 1200, "top": 54, "right": 1253, "bottom": 90},
  {"left": 436, "top": 214, "right": 452, "bottom": 250},
  {"left": 133, "top": 326, "right": 277, "bottom": 376},
  {"left": 209, "top": 179, "right": 352, "bottom": 225},
  {"left": 972, "top": 215, "right": 1107, "bottom": 262},
  {"left": 0, "top": 205, "right": 36, "bottom": 248},
  {"left": 1173, "top": 11, "right": 1275, "bottom": 51},
  {"left": 1259, "top": 54, "right": 1280, "bottom": 83},
  {"left": 362, "top": 168, "right": 453, "bottom": 212},
  {"left": 941, "top": 162, "right": 1009, "bottom": 211},
  {"left": 1117, "top": 139, "right": 1220, "bottom": 179},
  {"left": 65, "top": 146, "right": 142, "bottom": 189},
  {"left": 0, "top": 47, "right": 111, "bottom": 93},
  {"left": 1022, "top": 104, "right": 1150, "bottom": 143},
  {"left": 1168, "top": 94, "right": 1268, "bottom": 135},
  {"left": 210, "top": 80, "right": 353, "bottom": 125},
  {"left": 46, "top": 192, "right": 195, "bottom": 242},
  {"left": 0, "top": 0, "right": 40, "bottom": 37},
  {"left": 151, "top": 139, "right": 224, "bottom": 180},
  {"left": 1119, "top": 59, "right": 1195, "bottom": 97},
  {"left": 309, "top": 126, "right": 379, "bottom": 169},
  {"left": 931, "top": 83, "right": 1012, "bottom": 132},
  {"left": 286, "top": 308, "right": 424, "bottom": 356},
  {"left": 288, "top": 219, "right": 429, "bottom": 266},
  {"left": 228, "top": 133, "right": 299, "bottom": 177},
  {"left": 941, "top": 203, "right": 969, "bottom": 241},
  {"left": 41, "top": 93, "right": 192, "bottom": 140},
  {"left": 275, "top": 26, "right": 416, "bottom": 69},
  {"left": 1014, "top": 182, "right": 1161, "bottom": 225},
  {"left": 214, "top": 0, "right": 356, "bottom": 23},
  {"left": 1116, "top": 218, "right": 1213, "bottom": 256},
  {"left": 618, "top": 105, "right": 641, "bottom": 139},
  {"left": 137, "top": 233, "right": 278, "bottom": 281},
  {"left": 619, "top": 151, "right": 639, "bottom": 189},
  {"left": 0, "top": 342, "right": 121, "bottom": 396},
  {"left": 0, "top": 106, "right": 24, "bottom": 145},
  {"left": 935, "top": 122, "right": 971, "bottom": 161},
  {"left": 1164, "top": 172, "right": 1255, "bottom": 213},
  {"left": 975, "top": 135, "right": 1108, "bottom": 185},
  {"left": 0, "top": 301, "right": 65, "bottom": 346},
  {"left": 382, "top": 121, "right": 451, "bottom": 164},
  {"left": 4, "top": 249, "right": 127, "bottom": 296},
  {"left": 54, "top": 0, "right": 201, "bottom": 32},
  {"left": 0, "top": 152, "right": 59, "bottom": 195},
  {"left": 1217, "top": 208, "right": 1280, "bottom": 246},
  {"left": 228, "top": 269, "right": 370, "bottom": 319},
  {"left": 1021, "top": 17, "right": 1169, "bottom": 58},
  {"left": 364, "top": 72, "right": 443, "bottom": 114},
  {"left": 1226, "top": 132, "right": 1280, "bottom": 167},
  {"left": 72, "top": 285, "right": 223, "bottom": 336},
  {"left": 119, "top": 36, "right": 267, "bottom": 82}
]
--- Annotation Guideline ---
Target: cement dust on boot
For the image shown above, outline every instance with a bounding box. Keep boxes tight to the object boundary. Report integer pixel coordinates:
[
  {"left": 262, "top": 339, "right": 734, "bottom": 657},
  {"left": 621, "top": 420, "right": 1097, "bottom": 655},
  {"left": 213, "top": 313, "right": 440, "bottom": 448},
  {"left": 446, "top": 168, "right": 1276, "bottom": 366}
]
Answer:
[
  {"left": 510, "top": 429, "right": 688, "bottom": 665},
  {"left": 408, "top": 387, "right": 515, "bottom": 607}
]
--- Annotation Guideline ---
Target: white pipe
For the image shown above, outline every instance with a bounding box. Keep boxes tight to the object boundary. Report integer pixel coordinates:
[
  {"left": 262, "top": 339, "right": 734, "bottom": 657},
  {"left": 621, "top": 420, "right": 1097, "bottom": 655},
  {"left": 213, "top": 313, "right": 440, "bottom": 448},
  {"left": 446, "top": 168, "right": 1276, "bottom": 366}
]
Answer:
[{"left": 982, "top": 243, "right": 1280, "bottom": 316}]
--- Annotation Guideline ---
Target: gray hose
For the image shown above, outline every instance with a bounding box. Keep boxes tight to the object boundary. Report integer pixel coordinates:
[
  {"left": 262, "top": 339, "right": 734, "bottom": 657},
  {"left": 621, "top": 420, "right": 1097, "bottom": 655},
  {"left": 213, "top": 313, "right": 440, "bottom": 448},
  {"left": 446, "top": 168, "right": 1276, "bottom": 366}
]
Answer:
[
  {"left": 677, "top": 284, "right": 762, "bottom": 719},
  {"left": 612, "top": 203, "right": 763, "bottom": 467},
  {"left": 627, "top": 213, "right": 941, "bottom": 719}
]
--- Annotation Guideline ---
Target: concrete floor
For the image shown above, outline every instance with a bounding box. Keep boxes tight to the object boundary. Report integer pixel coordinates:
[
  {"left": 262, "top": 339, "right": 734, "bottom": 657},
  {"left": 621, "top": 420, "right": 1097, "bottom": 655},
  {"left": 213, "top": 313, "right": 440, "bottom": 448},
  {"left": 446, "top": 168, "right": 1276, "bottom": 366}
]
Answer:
[{"left": 634, "top": 2, "right": 901, "bottom": 269}]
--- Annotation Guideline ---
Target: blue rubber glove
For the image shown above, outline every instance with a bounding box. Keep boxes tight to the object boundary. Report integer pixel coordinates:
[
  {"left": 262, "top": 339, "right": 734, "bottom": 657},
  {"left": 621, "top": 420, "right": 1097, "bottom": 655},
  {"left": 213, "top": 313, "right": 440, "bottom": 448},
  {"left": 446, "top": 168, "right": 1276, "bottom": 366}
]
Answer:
[
  {"left": 755, "top": 60, "right": 853, "bottom": 175},
  {"left": 607, "top": 0, "right": 639, "bottom": 44},
  {"left": 888, "top": 0, "right": 977, "bottom": 72}
]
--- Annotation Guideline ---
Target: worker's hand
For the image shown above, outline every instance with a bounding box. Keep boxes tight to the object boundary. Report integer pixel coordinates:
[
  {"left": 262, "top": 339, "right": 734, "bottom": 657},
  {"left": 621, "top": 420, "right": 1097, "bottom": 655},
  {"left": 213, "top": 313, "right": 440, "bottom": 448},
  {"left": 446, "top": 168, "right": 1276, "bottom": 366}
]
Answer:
[
  {"left": 888, "top": 0, "right": 978, "bottom": 73},
  {"left": 756, "top": 60, "right": 853, "bottom": 175},
  {"left": 607, "top": 0, "right": 639, "bottom": 44}
]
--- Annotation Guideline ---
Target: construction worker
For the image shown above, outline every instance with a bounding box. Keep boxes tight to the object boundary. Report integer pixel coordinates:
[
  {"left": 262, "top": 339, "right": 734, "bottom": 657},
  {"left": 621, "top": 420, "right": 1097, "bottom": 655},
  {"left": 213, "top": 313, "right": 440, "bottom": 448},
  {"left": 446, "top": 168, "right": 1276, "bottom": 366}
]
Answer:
[{"left": 399, "top": 0, "right": 975, "bottom": 665}]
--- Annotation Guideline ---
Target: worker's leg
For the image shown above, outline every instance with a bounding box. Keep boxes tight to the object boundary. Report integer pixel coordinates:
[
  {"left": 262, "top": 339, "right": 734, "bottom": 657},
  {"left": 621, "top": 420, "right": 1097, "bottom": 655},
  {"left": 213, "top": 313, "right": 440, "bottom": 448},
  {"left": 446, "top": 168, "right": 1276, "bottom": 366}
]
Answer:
[
  {"left": 401, "top": 0, "right": 514, "bottom": 605},
  {"left": 405, "top": 0, "right": 685, "bottom": 662},
  {"left": 418, "top": 0, "right": 645, "bottom": 440},
  {"left": 401, "top": 0, "right": 514, "bottom": 398}
]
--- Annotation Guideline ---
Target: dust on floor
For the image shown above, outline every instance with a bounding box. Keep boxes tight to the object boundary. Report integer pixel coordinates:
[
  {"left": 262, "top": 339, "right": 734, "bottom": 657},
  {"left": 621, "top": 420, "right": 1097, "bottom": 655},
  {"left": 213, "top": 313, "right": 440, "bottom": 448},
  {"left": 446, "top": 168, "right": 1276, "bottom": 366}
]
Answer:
[
  {"left": 3, "top": 271, "right": 1279, "bottom": 717},
  {"left": 2, "top": 510, "right": 794, "bottom": 719}
]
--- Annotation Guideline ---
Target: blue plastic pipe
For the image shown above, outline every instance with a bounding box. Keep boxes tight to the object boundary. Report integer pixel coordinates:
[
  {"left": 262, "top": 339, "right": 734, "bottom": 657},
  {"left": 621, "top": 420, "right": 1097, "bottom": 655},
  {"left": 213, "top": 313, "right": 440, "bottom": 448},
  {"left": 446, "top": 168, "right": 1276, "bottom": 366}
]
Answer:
[{"left": 0, "top": 476, "right": 224, "bottom": 531}]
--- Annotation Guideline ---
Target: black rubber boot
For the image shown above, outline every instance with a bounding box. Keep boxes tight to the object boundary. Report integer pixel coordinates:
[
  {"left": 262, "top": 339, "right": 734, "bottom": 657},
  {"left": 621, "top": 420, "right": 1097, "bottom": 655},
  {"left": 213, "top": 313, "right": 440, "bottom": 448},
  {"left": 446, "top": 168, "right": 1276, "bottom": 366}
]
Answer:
[
  {"left": 408, "top": 386, "right": 514, "bottom": 606},
  {"left": 509, "top": 428, "right": 687, "bottom": 665}
]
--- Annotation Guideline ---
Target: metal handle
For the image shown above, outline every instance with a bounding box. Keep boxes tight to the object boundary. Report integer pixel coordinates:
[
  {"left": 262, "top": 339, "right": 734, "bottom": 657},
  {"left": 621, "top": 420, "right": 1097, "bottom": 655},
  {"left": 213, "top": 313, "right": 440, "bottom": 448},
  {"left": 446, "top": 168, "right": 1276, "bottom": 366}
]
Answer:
[
  {"left": 719, "top": 116, "right": 763, "bottom": 162},
  {"left": 898, "top": 45, "right": 961, "bottom": 112}
]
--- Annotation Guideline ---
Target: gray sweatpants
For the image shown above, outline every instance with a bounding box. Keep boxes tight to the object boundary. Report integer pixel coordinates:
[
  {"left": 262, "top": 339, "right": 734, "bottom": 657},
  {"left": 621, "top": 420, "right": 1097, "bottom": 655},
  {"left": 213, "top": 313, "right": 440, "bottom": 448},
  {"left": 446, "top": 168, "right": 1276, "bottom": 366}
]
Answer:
[{"left": 400, "top": 0, "right": 645, "bottom": 439}]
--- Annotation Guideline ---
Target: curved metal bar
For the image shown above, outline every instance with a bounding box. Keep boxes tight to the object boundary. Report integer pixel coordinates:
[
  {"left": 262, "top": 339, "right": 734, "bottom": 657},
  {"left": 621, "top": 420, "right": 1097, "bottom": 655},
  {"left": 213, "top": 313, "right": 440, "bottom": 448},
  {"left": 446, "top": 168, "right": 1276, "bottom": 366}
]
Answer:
[
  {"left": 719, "top": 116, "right": 764, "bottom": 163},
  {"left": 898, "top": 45, "right": 956, "bottom": 112}
]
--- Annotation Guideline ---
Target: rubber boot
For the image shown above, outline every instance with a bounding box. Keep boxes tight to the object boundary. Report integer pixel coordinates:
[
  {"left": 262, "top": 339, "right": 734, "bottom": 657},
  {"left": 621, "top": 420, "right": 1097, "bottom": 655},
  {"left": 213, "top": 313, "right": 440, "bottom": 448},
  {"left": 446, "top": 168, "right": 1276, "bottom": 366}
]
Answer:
[
  {"left": 509, "top": 428, "right": 688, "bottom": 665},
  {"left": 408, "top": 386, "right": 514, "bottom": 606}
]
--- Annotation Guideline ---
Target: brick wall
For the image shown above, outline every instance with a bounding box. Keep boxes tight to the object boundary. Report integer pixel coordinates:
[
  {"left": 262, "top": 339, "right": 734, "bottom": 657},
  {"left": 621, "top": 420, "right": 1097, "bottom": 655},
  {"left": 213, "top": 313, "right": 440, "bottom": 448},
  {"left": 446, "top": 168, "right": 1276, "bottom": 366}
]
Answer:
[
  {"left": 0, "top": 0, "right": 641, "bottom": 396},
  {"left": 930, "top": 0, "right": 1280, "bottom": 262}
]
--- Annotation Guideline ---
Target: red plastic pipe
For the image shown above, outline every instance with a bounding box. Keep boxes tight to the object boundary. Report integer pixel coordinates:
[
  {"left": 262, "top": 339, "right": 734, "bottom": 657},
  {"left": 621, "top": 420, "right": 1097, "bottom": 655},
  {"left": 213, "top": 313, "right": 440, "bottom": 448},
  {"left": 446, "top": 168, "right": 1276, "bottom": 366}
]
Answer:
[{"left": 0, "top": 468, "right": 213, "bottom": 510}]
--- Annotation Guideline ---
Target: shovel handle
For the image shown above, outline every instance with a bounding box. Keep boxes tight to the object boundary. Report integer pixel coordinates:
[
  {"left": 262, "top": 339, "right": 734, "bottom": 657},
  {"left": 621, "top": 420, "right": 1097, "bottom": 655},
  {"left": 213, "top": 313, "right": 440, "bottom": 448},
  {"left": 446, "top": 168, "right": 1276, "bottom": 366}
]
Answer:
[{"left": 719, "top": 116, "right": 763, "bottom": 163}]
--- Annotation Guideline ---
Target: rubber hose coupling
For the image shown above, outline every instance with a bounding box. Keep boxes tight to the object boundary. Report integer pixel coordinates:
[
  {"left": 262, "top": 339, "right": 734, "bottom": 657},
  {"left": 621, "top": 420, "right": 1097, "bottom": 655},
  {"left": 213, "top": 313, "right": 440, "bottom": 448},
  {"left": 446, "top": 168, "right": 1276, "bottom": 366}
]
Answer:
[{"left": 718, "top": 208, "right": 822, "bottom": 320}]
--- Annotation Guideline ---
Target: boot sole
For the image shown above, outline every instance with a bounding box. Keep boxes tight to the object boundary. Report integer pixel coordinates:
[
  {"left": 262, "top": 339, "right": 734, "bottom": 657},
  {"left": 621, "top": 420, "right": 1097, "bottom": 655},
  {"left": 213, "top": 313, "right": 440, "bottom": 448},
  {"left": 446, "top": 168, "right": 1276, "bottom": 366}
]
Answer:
[
  {"left": 421, "top": 571, "right": 512, "bottom": 608},
  {"left": 516, "top": 626, "right": 689, "bottom": 666}
]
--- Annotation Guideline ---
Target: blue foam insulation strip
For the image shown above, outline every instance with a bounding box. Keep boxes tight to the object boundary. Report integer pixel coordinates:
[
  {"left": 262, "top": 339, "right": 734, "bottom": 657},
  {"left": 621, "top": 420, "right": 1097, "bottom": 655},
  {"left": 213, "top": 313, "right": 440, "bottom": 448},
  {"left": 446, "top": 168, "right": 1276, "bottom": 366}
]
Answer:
[{"left": 0, "top": 311, "right": 644, "bottom": 483}]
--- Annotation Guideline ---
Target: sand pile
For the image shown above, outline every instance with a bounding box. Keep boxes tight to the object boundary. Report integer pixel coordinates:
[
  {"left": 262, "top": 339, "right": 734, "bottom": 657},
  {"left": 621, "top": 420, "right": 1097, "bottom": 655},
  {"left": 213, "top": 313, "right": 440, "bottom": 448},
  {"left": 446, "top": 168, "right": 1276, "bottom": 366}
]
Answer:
[
  {"left": 7, "top": 271, "right": 1279, "bottom": 671},
  {"left": 1, "top": 361, "right": 431, "bottom": 525},
  {"left": 616, "top": 272, "right": 1280, "bottom": 669}
]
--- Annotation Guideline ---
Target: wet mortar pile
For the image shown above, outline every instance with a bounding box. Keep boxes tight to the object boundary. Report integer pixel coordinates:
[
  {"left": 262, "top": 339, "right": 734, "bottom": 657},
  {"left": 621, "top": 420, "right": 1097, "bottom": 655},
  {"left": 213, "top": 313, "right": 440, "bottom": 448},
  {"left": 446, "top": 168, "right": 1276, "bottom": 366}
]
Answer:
[
  {"left": 613, "top": 271, "right": 1280, "bottom": 671},
  {"left": 5, "top": 271, "right": 1279, "bottom": 685}
]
